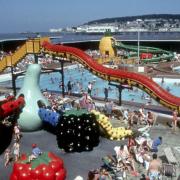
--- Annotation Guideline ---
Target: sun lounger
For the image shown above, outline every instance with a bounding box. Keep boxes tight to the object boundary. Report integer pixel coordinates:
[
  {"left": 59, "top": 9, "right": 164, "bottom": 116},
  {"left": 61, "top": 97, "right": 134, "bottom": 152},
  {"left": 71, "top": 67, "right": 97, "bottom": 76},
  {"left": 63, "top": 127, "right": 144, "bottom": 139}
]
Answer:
[
  {"left": 162, "top": 147, "right": 177, "bottom": 177},
  {"left": 138, "top": 125, "right": 150, "bottom": 137},
  {"left": 102, "top": 155, "right": 125, "bottom": 180},
  {"left": 164, "top": 147, "right": 177, "bottom": 164},
  {"left": 173, "top": 146, "right": 180, "bottom": 154}
]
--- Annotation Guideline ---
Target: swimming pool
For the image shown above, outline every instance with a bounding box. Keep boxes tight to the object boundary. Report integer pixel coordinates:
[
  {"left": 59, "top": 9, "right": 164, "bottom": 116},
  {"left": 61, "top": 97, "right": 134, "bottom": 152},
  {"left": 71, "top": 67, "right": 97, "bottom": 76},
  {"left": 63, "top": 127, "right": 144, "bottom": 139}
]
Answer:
[
  {"left": 0, "top": 64, "right": 180, "bottom": 106},
  {"left": 173, "top": 66, "right": 180, "bottom": 73}
]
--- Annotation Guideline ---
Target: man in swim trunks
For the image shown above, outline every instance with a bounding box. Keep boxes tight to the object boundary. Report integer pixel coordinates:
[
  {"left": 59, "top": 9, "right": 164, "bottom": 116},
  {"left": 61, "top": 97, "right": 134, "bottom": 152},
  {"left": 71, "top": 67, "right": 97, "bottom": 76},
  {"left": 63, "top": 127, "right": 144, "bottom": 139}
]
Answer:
[
  {"left": 148, "top": 153, "right": 162, "bottom": 180},
  {"left": 151, "top": 137, "right": 162, "bottom": 153}
]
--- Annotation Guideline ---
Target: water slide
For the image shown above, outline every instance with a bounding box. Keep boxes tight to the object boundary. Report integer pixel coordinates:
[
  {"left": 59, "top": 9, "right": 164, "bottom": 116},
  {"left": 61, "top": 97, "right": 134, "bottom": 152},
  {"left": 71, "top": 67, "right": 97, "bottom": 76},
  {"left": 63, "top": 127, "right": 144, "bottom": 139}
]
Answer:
[
  {"left": 0, "top": 38, "right": 180, "bottom": 113},
  {"left": 114, "top": 41, "right": 174, "bottom": 63},
  {"left": 42, "top": 41, "right": 180, "bottom": 113}
]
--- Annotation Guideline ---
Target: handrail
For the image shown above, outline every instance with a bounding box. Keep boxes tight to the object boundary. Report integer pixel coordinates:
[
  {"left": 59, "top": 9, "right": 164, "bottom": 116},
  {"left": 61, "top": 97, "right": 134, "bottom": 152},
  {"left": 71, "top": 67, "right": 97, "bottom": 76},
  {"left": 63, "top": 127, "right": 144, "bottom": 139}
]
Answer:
[{"left": 0, "top": 37, "right": 50, "bottom": 71}]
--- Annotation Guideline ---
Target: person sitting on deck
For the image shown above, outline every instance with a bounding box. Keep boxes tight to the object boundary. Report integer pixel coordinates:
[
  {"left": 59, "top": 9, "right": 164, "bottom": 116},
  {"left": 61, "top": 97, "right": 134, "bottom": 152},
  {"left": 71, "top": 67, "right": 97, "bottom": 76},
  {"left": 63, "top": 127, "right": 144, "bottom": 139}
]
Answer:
[
  {"left": 99, "top": 168, "right": 112, "bottom": 180},
  {"left": 116, "top": 145, "right": 138, "bottom": 176},
  {"left": 135, "top": 143, "right": 151, "bottom": 169},
  {"left": 151, "top": 137, "right": 162, "bottom": 153},
  {"left": 28, "top": 144, "right": 42, "bottom": 162}
]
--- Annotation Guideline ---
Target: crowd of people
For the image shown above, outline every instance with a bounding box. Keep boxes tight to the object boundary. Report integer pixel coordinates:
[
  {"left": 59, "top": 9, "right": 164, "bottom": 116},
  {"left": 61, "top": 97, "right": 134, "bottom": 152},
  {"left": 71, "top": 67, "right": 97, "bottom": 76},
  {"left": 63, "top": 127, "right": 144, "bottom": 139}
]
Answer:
[
  {"left": 4, "top": 122, "right": 43, "bottom": 167},
  {"left": 86, "top": 103, "right": 179, "bottom": 180},
  {"left": 4, "top": 123, "right": 21, "bottom": 167},
  {"left": 2, "top": 53, "right": 60, "bottom": 74},
  {"left": 42, "top": 91, "right": 74, "bottom": 112},
  {"left": 122, "top": 107, "right": 156, "bottom": 128},
  {"left": 2, "top": 76, "right": 178, "bottom": 179},
  {"left": 87, "top": 133, "right": 163, "bottom": 180},
  {"left": 85, "top": 102, "right": 179, "bottom": 179},
  {"left": 3, "top": 89, "right": 177, "bottom": 179},
  {"left": 86, "top": 118, "right": 164, "bottom": 180},
  {"left": 1, "top": 91, "right": 179, "bottom": 179},
  {"left": 1, "top": 48, "right": 180, "bottom": 179}
]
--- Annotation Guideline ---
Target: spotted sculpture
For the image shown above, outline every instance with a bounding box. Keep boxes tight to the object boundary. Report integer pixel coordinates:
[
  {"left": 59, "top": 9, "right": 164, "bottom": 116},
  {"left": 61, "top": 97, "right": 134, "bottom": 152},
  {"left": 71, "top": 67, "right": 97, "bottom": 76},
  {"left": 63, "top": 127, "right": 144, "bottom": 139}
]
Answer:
[
  {"left": 0, "top": 95, "right": 25, "bottom": 119},
  {"left": 38, "top": 107, "right": 62, "bottom": 127},
  {"left": 17, "top": 64, "right": 49, "bottom": 131},
  {"left": 10, "top": 152, "right": 66, "bottom": 180}
]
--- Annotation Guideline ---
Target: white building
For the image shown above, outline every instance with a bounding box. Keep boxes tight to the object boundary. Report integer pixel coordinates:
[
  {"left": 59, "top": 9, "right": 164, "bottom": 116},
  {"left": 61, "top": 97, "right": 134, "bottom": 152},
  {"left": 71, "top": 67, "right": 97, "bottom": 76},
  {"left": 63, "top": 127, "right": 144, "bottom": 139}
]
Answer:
[
  {"left": 76, "top": 24, "right": 118, "bottom": 33},
  {"left": 49, "top": 28, "right": 62, "bottom": 33}
]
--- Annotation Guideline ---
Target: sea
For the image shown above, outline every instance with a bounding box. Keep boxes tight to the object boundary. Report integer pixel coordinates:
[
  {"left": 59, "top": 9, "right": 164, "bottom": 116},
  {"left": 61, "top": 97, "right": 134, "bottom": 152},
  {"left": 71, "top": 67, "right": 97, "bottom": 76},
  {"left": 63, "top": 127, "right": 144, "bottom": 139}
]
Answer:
[{"left": 1, "top": 31, "right": 180, "bottom": 44}]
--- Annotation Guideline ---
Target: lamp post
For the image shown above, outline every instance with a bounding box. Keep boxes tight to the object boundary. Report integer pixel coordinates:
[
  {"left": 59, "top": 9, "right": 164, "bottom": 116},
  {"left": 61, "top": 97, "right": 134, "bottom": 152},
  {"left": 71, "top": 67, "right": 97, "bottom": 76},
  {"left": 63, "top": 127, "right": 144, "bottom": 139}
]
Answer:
[
  {"left": 136, "top": 19, "right": 142, "bottom": 65},
  {"left": 137, "top": 29, "right": 140, "bottom": 65},
  {"left": 10, "top": 57, "right": 17, "bottom": 96},
  {"left": 108, "top": 82, "right": 132, "bottom": 106}
]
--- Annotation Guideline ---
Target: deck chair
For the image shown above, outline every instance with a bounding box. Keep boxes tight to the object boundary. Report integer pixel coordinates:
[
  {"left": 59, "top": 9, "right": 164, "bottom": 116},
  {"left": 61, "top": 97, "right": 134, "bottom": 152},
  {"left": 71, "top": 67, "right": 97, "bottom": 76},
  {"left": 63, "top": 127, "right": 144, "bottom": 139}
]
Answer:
[
  {"left": 138, "top": 125, "right": 151, "bottom": 137},
  {"left": 102, "top": 155, "right": 117, "bottom": 171},
  {"left": 102, "top": 155, "right": 125, "bottom": 180},
  {"left": 152, "top": 113, "right": 157, "bottom": 126},
  {"left": 162, "top": 147, "right": 177, "bottom": 178},
  {"left": 173, "top": 146, "right": 180, "bottom": 155}
]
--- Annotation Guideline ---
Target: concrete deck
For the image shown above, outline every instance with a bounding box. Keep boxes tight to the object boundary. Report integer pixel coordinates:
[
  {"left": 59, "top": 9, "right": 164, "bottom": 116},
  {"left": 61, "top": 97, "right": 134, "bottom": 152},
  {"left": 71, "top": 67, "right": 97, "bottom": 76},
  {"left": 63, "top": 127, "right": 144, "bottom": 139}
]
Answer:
[{"left": 0, "top": 116, "right": 180, "bottom": 180}]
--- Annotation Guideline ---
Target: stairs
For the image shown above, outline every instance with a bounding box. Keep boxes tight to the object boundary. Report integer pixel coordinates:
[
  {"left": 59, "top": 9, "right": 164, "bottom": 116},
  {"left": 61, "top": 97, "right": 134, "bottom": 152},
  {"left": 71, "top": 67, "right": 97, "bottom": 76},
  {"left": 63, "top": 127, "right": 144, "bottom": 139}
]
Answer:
[{"left": 0, "top": 37, "right": 50, "bottom": 72}]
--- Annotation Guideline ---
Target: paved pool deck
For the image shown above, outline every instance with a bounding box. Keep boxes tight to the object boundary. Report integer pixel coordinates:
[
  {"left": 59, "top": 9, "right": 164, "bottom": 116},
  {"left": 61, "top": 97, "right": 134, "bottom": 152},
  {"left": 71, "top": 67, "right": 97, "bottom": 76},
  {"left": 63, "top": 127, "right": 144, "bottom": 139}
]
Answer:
[{"left": 0, "top": 116, "right": 179, "bottom": 180}]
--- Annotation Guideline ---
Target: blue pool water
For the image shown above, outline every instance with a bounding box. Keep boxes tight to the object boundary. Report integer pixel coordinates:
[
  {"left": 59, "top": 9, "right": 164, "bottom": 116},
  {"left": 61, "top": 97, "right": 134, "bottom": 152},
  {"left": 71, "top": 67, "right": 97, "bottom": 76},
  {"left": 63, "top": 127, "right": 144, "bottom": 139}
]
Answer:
[{"left": 1, "top": 65, "right": 180, "bottom": 106}]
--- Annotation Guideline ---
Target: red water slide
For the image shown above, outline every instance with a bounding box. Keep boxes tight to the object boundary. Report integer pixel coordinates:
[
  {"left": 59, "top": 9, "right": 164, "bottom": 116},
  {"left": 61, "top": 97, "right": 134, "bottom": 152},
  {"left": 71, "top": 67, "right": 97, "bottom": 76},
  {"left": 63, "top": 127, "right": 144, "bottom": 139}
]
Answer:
[{"left": 42, "top": 42, "right": 180, "bottom": 113}]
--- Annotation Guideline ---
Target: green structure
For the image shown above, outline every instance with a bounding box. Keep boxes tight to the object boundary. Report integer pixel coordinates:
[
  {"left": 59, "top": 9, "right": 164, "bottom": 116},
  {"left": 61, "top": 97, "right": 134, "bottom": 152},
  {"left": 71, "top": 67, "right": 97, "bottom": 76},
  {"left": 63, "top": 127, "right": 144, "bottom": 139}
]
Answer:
[
  {"left": 17, "top": 64, "right": 49, "bottom": 131},
  {"left": 114, "top": 41, "right": 174, "bottom": 63}
]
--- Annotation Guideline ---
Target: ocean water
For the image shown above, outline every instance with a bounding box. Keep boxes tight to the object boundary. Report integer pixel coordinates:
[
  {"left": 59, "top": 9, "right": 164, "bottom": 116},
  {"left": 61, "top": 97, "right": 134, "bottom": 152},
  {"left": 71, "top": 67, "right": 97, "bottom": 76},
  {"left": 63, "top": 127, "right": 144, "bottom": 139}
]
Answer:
[{"left": 1, "top": 32, "right": 180, "bottom": 43}]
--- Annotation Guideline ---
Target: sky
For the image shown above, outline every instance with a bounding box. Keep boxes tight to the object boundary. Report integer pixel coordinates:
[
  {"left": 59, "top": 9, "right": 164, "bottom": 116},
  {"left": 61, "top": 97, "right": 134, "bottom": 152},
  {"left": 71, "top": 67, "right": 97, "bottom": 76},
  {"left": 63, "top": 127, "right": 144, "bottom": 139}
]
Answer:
[{"left": 0, "top": 0, "right": 180, "bottom": 33}]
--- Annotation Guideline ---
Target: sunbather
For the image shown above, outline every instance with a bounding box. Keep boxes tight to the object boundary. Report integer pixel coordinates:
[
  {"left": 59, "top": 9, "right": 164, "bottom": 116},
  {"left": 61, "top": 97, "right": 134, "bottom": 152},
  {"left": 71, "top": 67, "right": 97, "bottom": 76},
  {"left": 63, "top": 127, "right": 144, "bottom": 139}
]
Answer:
[{"left": 116, "top": 145, "right": 138, "bottom": 176}]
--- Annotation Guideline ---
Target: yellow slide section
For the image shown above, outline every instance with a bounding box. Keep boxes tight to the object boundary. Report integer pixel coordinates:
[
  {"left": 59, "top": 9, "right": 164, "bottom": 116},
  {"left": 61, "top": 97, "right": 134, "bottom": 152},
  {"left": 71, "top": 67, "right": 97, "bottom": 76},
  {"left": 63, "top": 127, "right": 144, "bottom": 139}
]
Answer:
[
  {"left": 0, "top": 37, "right": 50, "bottom": 72},
  {"left": 91, "top": 110, "right": 132, "bottom": 140}
]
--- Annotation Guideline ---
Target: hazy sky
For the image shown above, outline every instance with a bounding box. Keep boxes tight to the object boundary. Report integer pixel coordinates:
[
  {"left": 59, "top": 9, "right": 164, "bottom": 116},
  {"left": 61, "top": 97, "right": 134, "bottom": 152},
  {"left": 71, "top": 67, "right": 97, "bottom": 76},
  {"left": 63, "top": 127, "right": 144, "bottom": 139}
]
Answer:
[{"left": 0, "top": 0, "right": 180, "bottom": 33}]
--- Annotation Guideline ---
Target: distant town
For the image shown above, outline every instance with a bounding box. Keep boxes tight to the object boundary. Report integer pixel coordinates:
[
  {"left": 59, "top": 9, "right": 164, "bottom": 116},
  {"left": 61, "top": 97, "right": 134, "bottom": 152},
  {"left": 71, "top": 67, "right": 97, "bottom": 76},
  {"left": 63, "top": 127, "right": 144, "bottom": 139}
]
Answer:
[{"left": 49, "top": 14, "right": 180, "bottom": 33}]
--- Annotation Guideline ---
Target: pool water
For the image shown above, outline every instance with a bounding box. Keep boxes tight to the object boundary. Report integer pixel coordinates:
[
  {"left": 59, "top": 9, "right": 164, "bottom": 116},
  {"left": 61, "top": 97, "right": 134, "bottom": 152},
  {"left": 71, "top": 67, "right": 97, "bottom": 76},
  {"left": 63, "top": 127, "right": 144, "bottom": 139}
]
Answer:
[{"left": 1, "top": 65, "right": 180, "bottom": 106}]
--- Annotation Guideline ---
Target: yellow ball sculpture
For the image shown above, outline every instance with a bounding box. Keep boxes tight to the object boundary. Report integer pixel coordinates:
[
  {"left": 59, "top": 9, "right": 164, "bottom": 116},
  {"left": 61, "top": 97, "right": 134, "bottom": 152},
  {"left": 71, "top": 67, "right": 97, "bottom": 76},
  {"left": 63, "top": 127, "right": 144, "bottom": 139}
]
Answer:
[{"left": 91, "top": 110, "right": 132, "bottom": 140}]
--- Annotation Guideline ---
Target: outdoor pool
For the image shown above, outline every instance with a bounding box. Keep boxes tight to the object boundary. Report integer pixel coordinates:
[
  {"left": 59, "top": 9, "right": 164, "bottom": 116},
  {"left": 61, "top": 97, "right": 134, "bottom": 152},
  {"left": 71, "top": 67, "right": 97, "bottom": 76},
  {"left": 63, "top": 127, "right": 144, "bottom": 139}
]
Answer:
[{"left": 0, "top": 64, "right": 180, "bottom": 106}]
